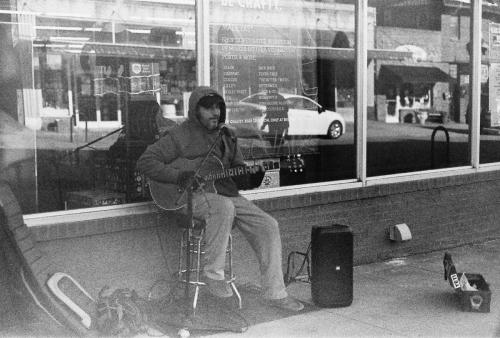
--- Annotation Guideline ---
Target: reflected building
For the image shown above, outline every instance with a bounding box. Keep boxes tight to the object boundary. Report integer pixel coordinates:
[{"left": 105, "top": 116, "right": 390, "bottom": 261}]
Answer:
[{"left": 372, "top": 0, "right": 500, "bottom": 127}]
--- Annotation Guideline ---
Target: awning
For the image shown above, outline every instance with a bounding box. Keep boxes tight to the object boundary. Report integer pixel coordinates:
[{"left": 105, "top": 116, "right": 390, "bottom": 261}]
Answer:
[
  {"left": 379, "top": 65, "right": 450, "bottom": 84},
  {"left": 81, "top": 44, "right": 195, "bottom": 60},
  {"left": 444, "top": 0, "right": 500, "bottom": 16}
]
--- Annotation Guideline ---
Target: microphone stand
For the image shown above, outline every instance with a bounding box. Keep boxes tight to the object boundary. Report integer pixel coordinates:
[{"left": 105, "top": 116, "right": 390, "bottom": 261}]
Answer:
[
  {"left": 175, "top": 128, "right": 225, "bottom": 207},
  {"left": 178, "top": 128, "right": 225, "bottom": 314}
]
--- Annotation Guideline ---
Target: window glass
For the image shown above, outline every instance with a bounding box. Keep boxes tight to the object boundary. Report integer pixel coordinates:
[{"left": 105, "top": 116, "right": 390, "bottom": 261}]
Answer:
[
  {"left": 0, "top": 12, "right": 37, "bottom": 213},
  {"left": 369, "top": 0, "right": 470, "bottom": 176},
  {"left": 287, "top": 97, "right": 319, "bottom": 111},
  {"left": 480, "top": 21, "right": 500, "bottom": 164},
  {"left": 0, "top": 1, "right": 195, "bottom": 213},
  {"left": 209, "top": 0, "right": 357, "bottom": 188}
]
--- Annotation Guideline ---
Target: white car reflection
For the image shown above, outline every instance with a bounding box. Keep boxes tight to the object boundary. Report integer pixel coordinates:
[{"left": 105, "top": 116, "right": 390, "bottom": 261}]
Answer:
[{"left": 239, "top": 93, "right": 346, "bottom": 139}]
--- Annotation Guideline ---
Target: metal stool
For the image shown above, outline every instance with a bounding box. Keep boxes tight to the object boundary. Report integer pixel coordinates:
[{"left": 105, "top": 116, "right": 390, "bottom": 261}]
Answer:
[{"left": 177, "top": 217, "right": 242, "bottom": 315}]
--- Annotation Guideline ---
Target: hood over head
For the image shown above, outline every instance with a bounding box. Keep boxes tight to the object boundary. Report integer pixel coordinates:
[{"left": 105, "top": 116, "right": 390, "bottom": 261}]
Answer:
[{"left": 188, "top": 86, "right": 226, "bottom": 125}]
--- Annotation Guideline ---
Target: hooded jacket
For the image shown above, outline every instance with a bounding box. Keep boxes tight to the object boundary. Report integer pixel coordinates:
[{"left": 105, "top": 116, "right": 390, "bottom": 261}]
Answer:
[{"left": 136, "top": 86, "right": 263, "bottom": 197}]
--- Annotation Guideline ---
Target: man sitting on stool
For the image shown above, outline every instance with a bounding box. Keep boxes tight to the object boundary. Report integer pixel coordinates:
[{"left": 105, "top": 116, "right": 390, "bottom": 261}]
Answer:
[{"left": 137, "top": 86, "right": 303, "bottom": 312}]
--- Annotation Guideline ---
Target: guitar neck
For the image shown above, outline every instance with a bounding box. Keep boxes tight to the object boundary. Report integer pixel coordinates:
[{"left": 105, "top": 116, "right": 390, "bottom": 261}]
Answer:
[{"left": 203, "top": 166, "right": 253, "bottom": 181}]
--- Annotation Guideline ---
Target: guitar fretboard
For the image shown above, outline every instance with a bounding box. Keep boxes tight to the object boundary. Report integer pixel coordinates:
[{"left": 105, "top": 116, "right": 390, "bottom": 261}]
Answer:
[{"left": 204, "top": 166, "right": 254, "bottom": 181}]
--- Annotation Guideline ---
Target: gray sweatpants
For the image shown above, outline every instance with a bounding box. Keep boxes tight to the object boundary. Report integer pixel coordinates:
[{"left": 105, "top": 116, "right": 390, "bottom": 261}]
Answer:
[{"left": 190, "top": 192, "right": 288, "bottom": 300}]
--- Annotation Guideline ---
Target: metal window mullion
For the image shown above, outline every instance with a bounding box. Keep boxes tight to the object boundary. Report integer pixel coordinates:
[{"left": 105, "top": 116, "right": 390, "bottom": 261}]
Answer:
[
  {"left": 356, "top": 0, "right": 368, "bottom": 184},
  {"left": 196, "top": 0, "right": 210, "bottom": 86},
  {"left": 470, "top": 0, "right": 482, "bottom": 168}
]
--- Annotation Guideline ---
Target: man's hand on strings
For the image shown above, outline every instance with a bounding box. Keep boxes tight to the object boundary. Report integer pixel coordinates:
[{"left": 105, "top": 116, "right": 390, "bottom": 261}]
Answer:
[
  {"left": 249, "top": 164, "right": 266, "bottom": 174},
  {"left": 177, "top": 171, "right": 205, "bottom": 190}
]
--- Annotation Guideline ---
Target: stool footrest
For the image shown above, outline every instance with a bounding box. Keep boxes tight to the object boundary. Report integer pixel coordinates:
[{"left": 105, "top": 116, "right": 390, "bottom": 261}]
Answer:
[{"left": 177, "top": 271, "right": 237, "bottom": 282}]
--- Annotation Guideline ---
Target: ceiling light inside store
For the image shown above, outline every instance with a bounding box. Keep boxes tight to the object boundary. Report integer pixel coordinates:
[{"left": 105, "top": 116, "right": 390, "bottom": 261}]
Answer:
[
  {"left": 33, "top": 43, "right": 66, "bottom": 48},
  {"left": 84, "top": 27, "right": 102, "bottom": 32},
  {"left": 36, "top": 25, "right": 82, "bottom": 31},
  {"left": 127, "top": 29, "right": 151, "bottom": 34},
  {"left": 175, "top": 31, "right": 194, "bottom": 36},
  {"left": 50, "top": 36, "right": 90, "bottom": 41}
]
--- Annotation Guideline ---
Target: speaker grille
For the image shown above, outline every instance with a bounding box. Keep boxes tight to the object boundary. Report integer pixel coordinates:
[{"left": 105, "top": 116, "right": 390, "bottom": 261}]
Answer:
[{"left": 311, "top": 224, "right": 353, "bottom": 307}]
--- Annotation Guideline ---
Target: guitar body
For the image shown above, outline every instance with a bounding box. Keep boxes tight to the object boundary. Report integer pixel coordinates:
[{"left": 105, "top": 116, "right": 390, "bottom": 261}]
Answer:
[{"left": 149, "top": 156, "right": 221, "bottom": 210}]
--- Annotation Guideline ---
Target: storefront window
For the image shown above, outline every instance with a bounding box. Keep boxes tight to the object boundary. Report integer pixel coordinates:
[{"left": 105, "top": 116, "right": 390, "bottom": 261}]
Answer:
[
  {"left": 0, "top": 1, "right": 492, "bottom": 216},
  {"left": 0, "top": 1, "right": 196, "bottom": 213},
  {"left": 209, "top": 0, "right": 357, "bottom": 188},
  {"left": 369, "top": 1, "right": 470, "bottom": 176}
]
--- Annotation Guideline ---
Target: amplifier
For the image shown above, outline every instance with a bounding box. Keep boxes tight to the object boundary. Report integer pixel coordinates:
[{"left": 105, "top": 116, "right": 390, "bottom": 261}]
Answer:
[{"left": 311, "top": 224, "right": 353, "bottom": 307}]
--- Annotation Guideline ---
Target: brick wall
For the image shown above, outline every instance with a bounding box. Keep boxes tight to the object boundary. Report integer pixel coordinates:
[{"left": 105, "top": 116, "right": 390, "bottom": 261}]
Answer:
[
  {"left": 267, "top": 172, "right": 500, "bottom": 266},
  {"left": 28, "top": 170, "right": 500, "bottom": 291},
  {"left": 376, "top": 26, "right": 442, "bottom": 62},
  {"left": 441, "top": 14, "right": 469, "bottom": 63}
]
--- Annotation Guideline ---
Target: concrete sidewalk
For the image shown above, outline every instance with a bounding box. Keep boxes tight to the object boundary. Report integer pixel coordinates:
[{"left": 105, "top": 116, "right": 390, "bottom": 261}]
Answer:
[{"left": 207, "top": 239, "right": 500, "bottom": 337}]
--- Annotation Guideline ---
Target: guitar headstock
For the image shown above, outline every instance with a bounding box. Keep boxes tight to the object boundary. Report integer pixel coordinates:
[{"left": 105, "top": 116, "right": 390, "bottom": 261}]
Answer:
[{"left": 282, "top": 154, "right": 305, "bottom": 173}]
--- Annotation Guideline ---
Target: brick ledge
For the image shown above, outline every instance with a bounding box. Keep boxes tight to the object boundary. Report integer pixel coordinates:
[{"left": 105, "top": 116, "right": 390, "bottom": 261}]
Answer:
[{"left": 29, "top": 169, "right": 500, "bottom": 242}]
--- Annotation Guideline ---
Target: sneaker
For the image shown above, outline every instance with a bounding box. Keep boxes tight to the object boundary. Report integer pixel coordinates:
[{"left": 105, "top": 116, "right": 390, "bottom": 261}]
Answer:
[
  {"left": 203, "top": 277, "right": 233, "bottom": 298},
  {"left": 269, "top": 296, "right": 304, "bottom": 312}
]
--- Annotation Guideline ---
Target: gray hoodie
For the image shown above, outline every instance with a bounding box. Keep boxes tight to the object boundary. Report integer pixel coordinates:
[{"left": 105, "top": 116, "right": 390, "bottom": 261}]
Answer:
[{"left": 137, "top": 86, "right": 263, "bottom": 197}]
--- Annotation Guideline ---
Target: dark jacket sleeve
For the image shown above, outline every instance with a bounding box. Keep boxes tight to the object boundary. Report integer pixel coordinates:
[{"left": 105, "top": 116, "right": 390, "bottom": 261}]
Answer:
[
  {"left": 136, "top": 132, "right": 181, "bottom": 183},
  {"left": 229, "top": 135, "right": 264, "bottom": 190}
]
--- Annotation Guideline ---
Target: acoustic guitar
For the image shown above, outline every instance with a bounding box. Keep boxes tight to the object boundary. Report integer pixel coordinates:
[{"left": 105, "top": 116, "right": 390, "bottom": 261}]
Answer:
[{"left": 149, "top": 155, "right": 260, "bottom": 210}]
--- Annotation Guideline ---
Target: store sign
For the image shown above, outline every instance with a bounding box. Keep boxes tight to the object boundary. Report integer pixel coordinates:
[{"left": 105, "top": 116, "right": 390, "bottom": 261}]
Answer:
[
  {"left": 214, "top": 24, "right": 297, "bottom": 132},
  {"left": 490, "top": 23, "right": 500, "bottom": 60},
  {"left": 482, "top": 64, "right": 489, "bottom": 83},
  {"left": 489, "top": 63, "right": 500, "bottom": 127},
  {"left": 94, "top": 62, "right": 161, "bottom": 96},
  {"left": 129, "top": 62, "right": 160, "bottom": 94}
]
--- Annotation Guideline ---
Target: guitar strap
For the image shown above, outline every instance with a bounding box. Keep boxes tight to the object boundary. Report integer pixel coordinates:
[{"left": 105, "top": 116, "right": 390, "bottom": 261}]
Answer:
[
  {"left": 220, "top": 135, "right": 226, "bottom": 158},
  {"left": 219, "top": 133, "right": 237, "bottom": 163}
]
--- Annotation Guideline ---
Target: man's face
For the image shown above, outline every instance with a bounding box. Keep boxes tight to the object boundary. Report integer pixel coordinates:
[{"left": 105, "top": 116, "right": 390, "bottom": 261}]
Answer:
[{"left": 197, "top": 104, "right": 220, "bottom": 131}]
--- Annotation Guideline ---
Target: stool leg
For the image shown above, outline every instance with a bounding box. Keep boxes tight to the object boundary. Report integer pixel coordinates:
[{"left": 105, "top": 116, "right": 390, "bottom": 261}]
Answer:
[
  {"left": 191, "top": 232, "right": 204, "bottom": 316},
  {"left": 227, "top": 234, "right": 242, "bottom": 309},
  {"left": 230, "top": 282, "right": 242, "bottom": 309},
  {"left": 195, "top": 230, "right": 204, "bottom": 284},
  {"left": 192, "top": 285, "right": 200, "bottom": 316},
  {"left": 178, "top": 230, "right": 185, "bottom": 281}
]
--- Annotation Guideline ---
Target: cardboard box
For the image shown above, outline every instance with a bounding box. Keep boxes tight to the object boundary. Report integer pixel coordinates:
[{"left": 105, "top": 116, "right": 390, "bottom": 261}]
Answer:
[
  {"left": 259, "top": 169, "right": 280, "bottom": 189},
  {"left": 443, "top": 252, "right": 491, "bottom": 313}
]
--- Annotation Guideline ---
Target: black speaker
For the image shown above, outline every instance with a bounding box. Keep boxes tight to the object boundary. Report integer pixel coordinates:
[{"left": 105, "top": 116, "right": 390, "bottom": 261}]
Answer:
[{"left": 311, "top": 224, "right": 353, "bottom": 307}]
